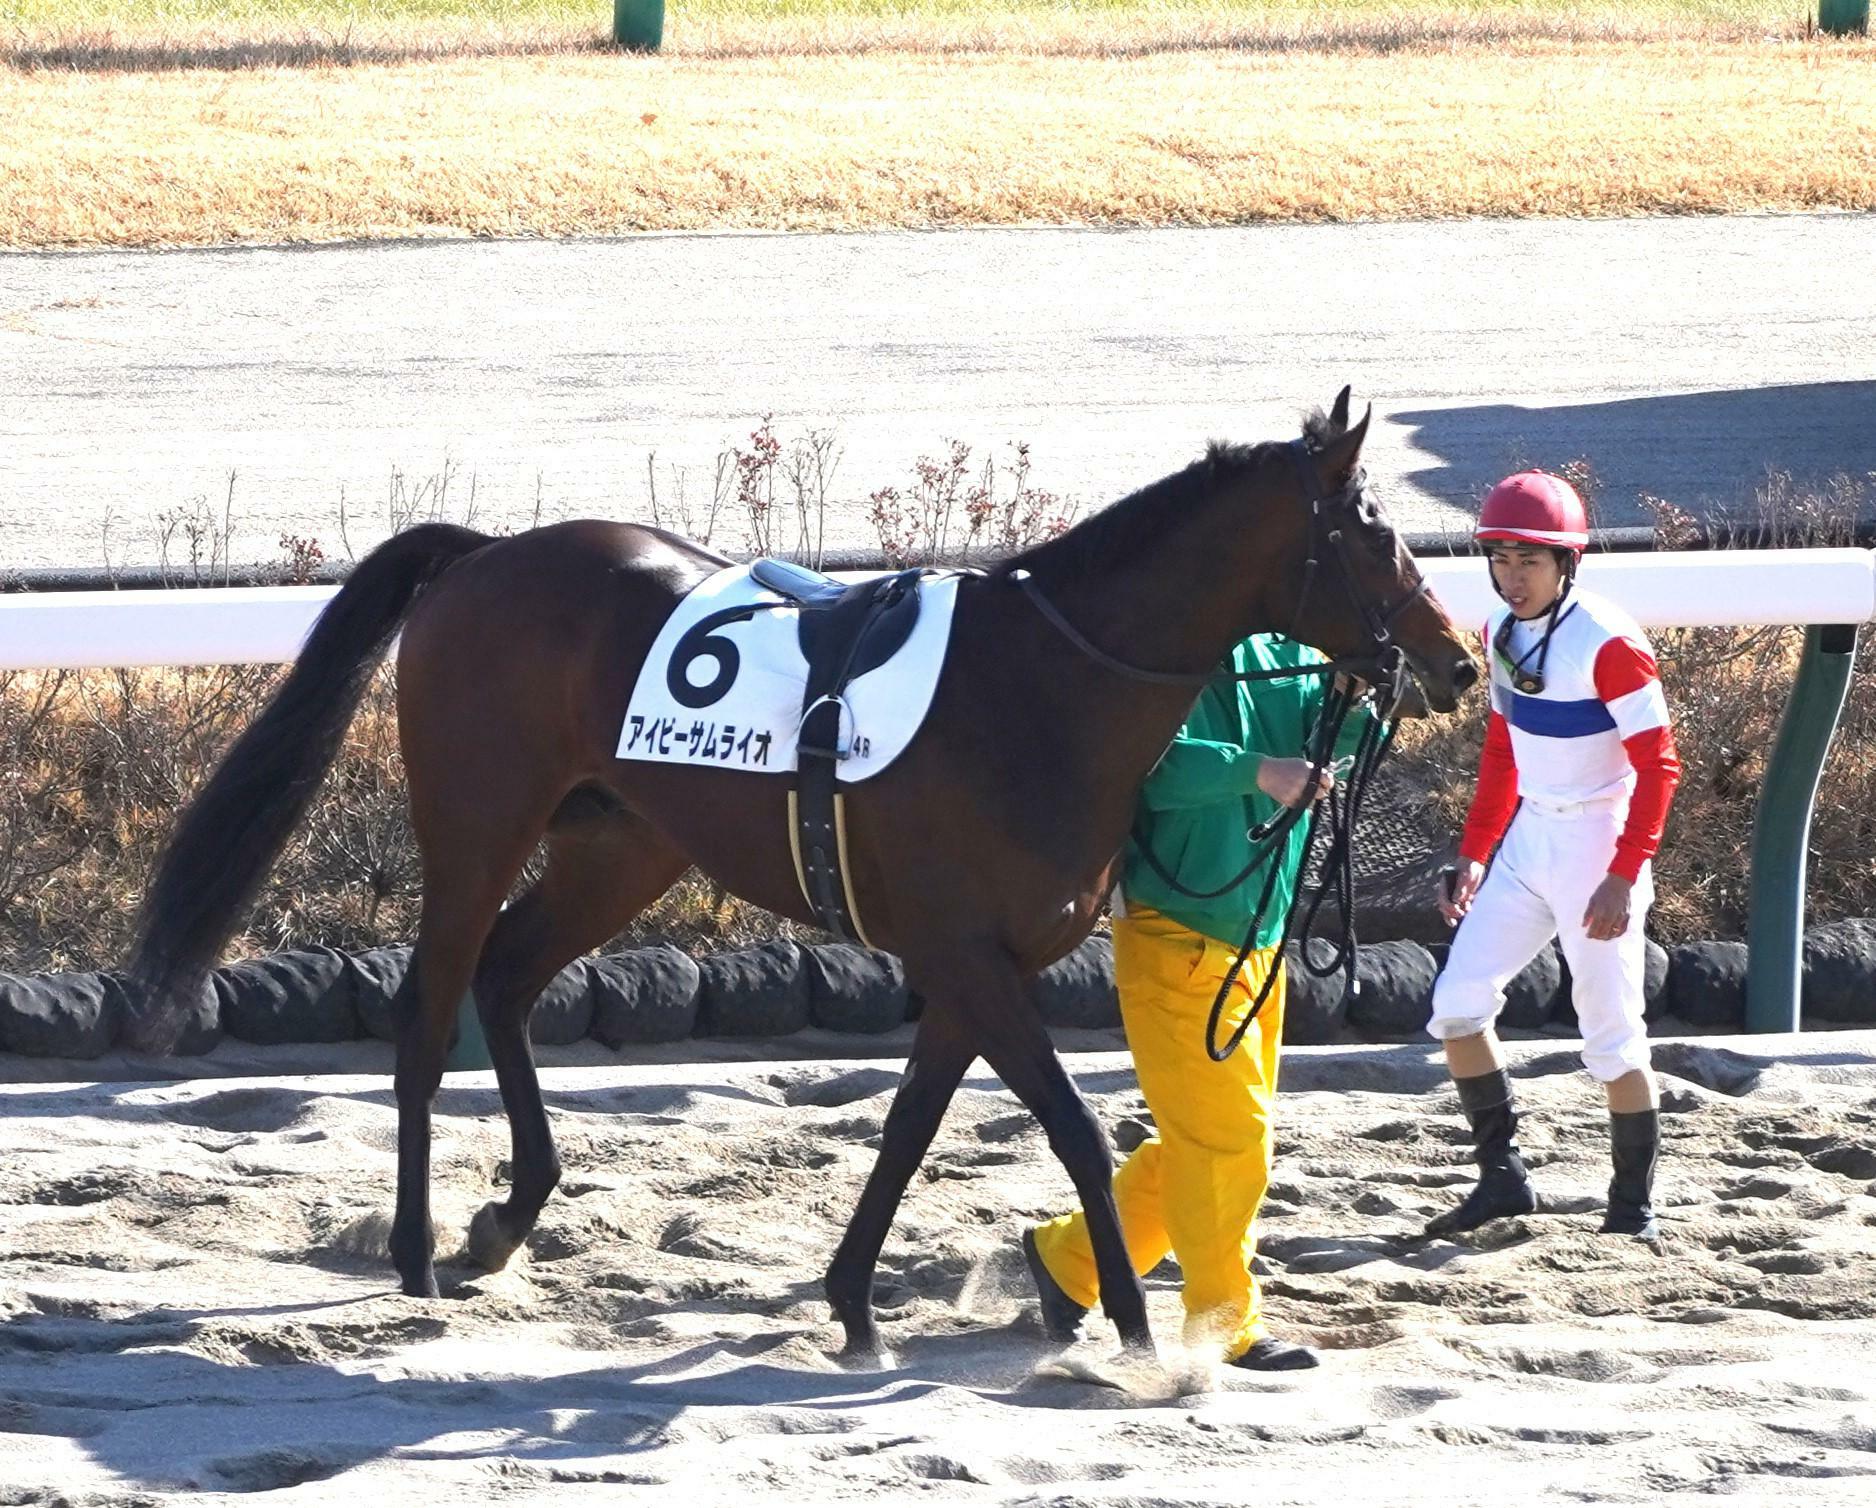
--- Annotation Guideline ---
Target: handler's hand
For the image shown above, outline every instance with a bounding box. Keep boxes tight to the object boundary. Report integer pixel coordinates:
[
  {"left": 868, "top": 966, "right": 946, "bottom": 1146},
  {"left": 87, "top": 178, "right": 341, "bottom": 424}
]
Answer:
[
  {"left": 1437, "top": 860, "right": 1486, "bottom": 926},
  {"left": 1256, "top": 757, "right": 1334, "bottom": 809},
  {"left": 1582, "top": 873, "right": 1633, "bottom": 941}
]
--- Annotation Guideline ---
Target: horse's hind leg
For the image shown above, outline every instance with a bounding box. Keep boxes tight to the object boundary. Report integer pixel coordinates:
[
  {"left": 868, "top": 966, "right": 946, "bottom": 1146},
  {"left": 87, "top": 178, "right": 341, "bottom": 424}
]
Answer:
[
  {"left": 824, "top": 998, "right": 976, "bottom": 1364},
  {"left": 465, "top": 809, "right": 688, "bottom": 1274},
  {"left": 392, "top": 846, "right": 534, "bottom": 1298}
]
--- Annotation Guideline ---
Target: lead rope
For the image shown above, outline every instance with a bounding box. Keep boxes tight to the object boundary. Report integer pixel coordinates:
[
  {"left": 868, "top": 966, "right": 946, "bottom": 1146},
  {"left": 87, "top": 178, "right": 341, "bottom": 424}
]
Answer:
[
  {"left": 1293, "top": 710, "right": 1399, "bottom": 997},
  {"left": 1185, "top": 673, "right": 1402, "bottom": 1063},
  {"left": 1198, "top": 678, "right": 1357, "bottom": 1060}
]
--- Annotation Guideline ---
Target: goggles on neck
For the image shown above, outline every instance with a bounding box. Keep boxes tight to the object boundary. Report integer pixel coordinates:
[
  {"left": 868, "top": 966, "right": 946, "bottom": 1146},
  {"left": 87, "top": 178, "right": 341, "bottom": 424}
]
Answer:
[
  {"left": 1493, "top": 613, "right": 1547, "bottom": 694},
  {"left": 1493, "top": 589, "right": 1577, "bottom": 696}
]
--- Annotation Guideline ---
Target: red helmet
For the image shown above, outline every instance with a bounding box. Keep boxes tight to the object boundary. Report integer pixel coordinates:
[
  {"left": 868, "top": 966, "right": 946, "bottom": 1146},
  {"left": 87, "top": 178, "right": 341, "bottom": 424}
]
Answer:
[{"left": 1475, "top": 471, "right": 1588, "bottom": 551}]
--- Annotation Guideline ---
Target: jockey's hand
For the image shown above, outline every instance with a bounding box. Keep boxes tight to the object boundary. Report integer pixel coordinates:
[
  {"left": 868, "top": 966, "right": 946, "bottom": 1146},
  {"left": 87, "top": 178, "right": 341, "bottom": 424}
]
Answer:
[
  {"left": 1438, "top": 860, "right": 1486, "bottom": 926},
  {"left": 1256, "top": 757, "right": 1334, "bottom": 809},
  {"left": 1583, "top": 873, "right": 1634, "bottom": 941}
]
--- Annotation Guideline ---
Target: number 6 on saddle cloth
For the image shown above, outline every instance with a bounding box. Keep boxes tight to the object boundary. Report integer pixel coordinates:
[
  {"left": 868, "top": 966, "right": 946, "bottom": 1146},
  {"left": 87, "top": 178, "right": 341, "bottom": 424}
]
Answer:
[{"left": 620, "top": 558, "right": 968, "bottom": 946}]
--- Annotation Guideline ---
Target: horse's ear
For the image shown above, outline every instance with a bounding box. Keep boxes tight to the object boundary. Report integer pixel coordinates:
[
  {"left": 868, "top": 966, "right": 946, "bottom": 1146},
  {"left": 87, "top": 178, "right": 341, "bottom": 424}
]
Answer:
[
  {"left": 1329, "top": 386, "right": 1352, "bottom": 432},
  {"left": 1315, "top": 403, "right": 1371, "bottom": 492}
]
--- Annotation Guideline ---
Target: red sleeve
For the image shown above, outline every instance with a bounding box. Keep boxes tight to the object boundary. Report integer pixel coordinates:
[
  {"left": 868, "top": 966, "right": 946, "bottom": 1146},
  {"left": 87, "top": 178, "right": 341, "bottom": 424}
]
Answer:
[
  {"left": 1593, "top": 637, "right": 1681, "bottom": 883},
  {"left": 1459, "top": 708, "right": 1519, "bottom": 865}
]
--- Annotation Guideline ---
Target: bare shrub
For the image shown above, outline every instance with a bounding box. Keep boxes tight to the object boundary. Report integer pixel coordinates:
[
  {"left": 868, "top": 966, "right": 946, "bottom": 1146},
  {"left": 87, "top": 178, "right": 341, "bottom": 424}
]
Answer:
[{"left": 870, "top": 439, "right": 1076, "bottom": 566}]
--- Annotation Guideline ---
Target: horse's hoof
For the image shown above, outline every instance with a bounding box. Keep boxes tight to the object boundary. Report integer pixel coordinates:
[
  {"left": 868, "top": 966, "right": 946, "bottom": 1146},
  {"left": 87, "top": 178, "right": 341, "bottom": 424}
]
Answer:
[
  {"left": 399, "top": 1271, "right": 441, "bottom": 1299},
  {"left": 836, "top": 1339, "right": 894, "bottom": 1371},
  {"left": 466, "top": 1202, "right": 524, "bottom": 1272}
]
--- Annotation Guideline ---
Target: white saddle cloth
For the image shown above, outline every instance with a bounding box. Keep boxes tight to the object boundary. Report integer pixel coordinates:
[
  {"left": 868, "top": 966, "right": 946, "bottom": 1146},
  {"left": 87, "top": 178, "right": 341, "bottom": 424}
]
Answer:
[{"left": 616, "top": 564, "right": 962, "bottom": 781}]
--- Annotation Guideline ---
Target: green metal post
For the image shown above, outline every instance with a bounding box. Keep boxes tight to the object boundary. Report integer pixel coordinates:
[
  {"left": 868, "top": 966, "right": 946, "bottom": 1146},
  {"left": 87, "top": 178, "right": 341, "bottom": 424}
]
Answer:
[
  {"left": 1744, "top": 624, "right": 1859, "bottom": 1032},
  {"left": 446, "top": 990, "right": 491, "bottom": 1072},
  {"left": 1818, "top": 1, "right": 1869, "bottom": 36},
  {"left": 613, "top": 0, "right": 665, "bottom": 50}
]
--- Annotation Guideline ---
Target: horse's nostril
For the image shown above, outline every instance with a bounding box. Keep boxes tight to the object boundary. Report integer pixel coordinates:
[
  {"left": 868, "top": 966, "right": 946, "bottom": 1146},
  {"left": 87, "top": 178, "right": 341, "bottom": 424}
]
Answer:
[{"left": 1451, "top": 658, "right": 1480, "bottom": 694}]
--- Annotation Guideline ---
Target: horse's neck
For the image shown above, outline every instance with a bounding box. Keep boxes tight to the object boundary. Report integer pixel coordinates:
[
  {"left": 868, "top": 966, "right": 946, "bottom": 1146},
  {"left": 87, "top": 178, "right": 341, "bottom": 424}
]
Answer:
[{"left": 1041, "top": 483, "right": 1292, "bottom": 681}]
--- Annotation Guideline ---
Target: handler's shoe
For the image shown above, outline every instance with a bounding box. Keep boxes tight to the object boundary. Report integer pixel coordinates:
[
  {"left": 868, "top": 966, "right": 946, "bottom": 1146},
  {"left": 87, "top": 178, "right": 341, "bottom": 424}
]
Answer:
[
  {"left": 1022, "top": 1227, "right": 1088, "bottom": 1343},
  {"left": 1424, "top": 1069, "right": 1539, "bottom": 1238},
  {"left": 1601, "top": 1109, "right": 1662, "bottom": 1247},
  {"left": 1229, "top": 1337, "right": 1320, "bottom": 1372}
]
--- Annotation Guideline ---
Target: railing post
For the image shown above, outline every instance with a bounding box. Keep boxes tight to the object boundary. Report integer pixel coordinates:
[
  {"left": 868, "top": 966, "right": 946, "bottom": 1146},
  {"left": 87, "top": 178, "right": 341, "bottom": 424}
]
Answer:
[
  {"left": 613, "top": 0, "right": 665, "bottom": 50},
  {"left": 1744, "top": 623, "right": 1859, "bottom": 1032},
  {"left": 1818, "top": 1, "right": 1870, "bottom": 38}
]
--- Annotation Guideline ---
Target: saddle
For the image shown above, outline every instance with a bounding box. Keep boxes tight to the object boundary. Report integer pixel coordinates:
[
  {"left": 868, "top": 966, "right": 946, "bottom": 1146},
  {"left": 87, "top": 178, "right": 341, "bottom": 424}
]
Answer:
[
  {"left": 749, "top": 559, "right": 925, "bottom": 691},
  {"left": 749, "top": 558, "right": 929, "bottom": 945}
]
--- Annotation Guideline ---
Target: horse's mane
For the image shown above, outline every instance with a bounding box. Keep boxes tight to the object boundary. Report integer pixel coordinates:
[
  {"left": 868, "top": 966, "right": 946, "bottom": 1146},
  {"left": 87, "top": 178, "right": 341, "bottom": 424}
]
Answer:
[{"left": 1003, "top": 407, "right": 1340, "bottom": 584}]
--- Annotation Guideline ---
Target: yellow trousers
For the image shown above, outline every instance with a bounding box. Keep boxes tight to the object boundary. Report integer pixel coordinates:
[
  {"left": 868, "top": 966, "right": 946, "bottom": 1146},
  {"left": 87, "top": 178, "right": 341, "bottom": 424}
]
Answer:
[{"left": 1032, "top": 908, "right": 1284, "bottom": 1360}]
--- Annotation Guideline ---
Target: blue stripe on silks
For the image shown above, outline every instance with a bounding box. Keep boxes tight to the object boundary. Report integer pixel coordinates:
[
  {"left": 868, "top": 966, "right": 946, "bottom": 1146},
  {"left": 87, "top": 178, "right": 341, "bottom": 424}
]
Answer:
[{"left": 1507, "top": 693, "right": 1617, "bottom": 738}]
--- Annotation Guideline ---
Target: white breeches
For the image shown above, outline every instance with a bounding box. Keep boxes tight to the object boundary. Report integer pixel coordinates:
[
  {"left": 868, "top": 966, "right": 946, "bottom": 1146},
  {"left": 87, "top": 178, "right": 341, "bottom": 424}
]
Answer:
[{"left": 1429, "top": 799, "right": 1654, "bottom": 1083}]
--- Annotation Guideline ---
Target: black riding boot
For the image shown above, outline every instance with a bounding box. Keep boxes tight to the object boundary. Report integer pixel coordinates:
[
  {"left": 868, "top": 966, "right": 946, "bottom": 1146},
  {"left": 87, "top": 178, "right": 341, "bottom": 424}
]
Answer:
[
  {"left": 1425, "top": 1069, "right": 1539, "bottom": 1238},
  {"left": 1602, "top": 1109, "right": 1661, "bottom": 1242}
]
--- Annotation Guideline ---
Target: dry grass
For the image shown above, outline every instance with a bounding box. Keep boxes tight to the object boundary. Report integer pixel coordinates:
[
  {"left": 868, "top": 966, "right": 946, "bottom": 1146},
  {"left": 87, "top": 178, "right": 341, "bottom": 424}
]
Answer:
[
  {"left": 0, "top": 664, "right": 808, "bottom": 976},
  {"left": 3, "top": 24, "right": 1872, "bottom": 246},
  {"left": 0, "top": 2, "right": 1820, "bottom": 71}
]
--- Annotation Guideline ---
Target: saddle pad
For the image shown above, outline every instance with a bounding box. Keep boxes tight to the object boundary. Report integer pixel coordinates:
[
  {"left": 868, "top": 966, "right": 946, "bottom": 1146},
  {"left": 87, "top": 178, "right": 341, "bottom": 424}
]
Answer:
[{"left": 617, "top": 564, "right": 961, "bottom": 782}]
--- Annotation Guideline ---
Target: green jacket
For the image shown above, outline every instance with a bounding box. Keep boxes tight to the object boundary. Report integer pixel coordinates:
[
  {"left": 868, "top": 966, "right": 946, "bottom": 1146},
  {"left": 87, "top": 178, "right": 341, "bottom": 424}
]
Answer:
[{"left": 1120, "top": 636, "right": 1370, "bottom": 950}]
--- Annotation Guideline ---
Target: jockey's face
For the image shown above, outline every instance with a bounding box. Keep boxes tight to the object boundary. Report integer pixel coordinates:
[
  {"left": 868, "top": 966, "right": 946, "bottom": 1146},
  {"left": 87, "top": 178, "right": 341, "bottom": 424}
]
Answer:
[{"left": 1488, "top": 544, "right": 1566, "bottom": 620}]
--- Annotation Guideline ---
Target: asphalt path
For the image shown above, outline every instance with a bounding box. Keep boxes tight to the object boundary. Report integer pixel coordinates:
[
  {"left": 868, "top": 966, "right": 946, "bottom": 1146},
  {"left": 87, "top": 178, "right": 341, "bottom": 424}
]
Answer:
[{"left": 2, "top": 215, "right": 1872, "bottom": 572}]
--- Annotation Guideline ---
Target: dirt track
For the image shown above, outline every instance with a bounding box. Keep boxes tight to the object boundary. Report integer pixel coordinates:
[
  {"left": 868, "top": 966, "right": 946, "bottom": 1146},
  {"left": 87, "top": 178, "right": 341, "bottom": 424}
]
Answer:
[{"left": 3, "top": 1034, "right": 1875, "bottom": 1505}]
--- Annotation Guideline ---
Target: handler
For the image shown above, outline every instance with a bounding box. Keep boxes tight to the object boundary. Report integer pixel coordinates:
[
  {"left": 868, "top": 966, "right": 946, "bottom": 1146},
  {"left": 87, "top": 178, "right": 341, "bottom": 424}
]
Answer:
[
  {"left": 1427, "top": 471, "right": 1681, "bottom": 1242},
  {"left": 1023, "top": 634, "right": 1369, "bottom": 1371}
]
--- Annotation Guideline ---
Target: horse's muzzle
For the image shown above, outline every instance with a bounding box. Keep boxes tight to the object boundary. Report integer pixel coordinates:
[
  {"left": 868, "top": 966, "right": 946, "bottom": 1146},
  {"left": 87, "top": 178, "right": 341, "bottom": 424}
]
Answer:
[{"left": 1413, "top": 647, "right": 1479, "bottom": 714}]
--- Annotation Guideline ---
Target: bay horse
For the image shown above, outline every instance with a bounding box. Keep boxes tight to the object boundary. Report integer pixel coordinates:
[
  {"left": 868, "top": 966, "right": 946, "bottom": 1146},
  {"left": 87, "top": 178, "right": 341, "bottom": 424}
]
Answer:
[{"left": 128, "top": 391, "right": 1477, "bottom": 1362}]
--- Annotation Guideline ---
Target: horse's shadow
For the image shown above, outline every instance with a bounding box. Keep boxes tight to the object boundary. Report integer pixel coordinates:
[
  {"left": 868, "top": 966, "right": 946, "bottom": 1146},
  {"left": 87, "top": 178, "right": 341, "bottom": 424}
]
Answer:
[{"left": 0, "top": 1287, "right": 1167, "bottom": 1495}]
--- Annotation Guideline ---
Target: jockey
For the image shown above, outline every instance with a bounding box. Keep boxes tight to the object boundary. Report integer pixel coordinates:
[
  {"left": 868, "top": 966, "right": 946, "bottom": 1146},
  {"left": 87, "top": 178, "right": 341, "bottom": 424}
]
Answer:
[{"left": 1427, "top": 471, "right": 1681, "bottom": 1243}]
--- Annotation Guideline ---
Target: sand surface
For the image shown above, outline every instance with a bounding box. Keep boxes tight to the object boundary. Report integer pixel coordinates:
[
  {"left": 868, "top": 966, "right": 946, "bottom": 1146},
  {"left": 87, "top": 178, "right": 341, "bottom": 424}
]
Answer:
[{"left": 3, "top": 1033, "right": 1875, "bottom": 1506}]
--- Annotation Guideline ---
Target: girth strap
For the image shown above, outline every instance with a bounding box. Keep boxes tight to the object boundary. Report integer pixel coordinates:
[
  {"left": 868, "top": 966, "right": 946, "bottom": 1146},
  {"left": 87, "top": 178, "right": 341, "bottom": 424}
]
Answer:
[{"left": 783, "top": 567, "right": 933, "bottom": 944}]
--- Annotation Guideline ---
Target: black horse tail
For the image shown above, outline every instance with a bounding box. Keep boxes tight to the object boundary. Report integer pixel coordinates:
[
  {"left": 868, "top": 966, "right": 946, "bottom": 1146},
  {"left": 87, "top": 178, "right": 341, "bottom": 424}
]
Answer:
[{"left": 126, "top": 523, "right": 490, "bottom": 1049}]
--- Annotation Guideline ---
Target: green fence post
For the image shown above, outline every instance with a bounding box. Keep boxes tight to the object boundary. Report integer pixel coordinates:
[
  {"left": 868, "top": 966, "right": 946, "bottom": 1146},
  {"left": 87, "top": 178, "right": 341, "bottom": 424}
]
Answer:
[
  {"left": 614, "top": 0, "right": 665, "bottom": 50},
  {"left": 1818, "top": 1, "right": 1870, "bottom": 36},
  {"left": 446, "top": 990, "right": 492, "bottom": 1072},
  {"left": 1744, "top": 623, "right": 1859, "bottom": 1032}
]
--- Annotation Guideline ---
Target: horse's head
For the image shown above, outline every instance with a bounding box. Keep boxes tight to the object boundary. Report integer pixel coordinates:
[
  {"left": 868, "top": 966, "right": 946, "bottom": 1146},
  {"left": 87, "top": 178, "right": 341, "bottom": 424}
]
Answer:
[{"left": 1274, "top": 389, "right": 1478, "bottom": 713}]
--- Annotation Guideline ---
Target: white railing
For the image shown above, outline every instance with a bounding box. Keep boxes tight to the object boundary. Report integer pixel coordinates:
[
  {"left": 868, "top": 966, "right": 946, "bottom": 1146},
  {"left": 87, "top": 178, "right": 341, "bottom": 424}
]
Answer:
[{"left": 3, "top": 550, "right": 1874, "bottom": 672}]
